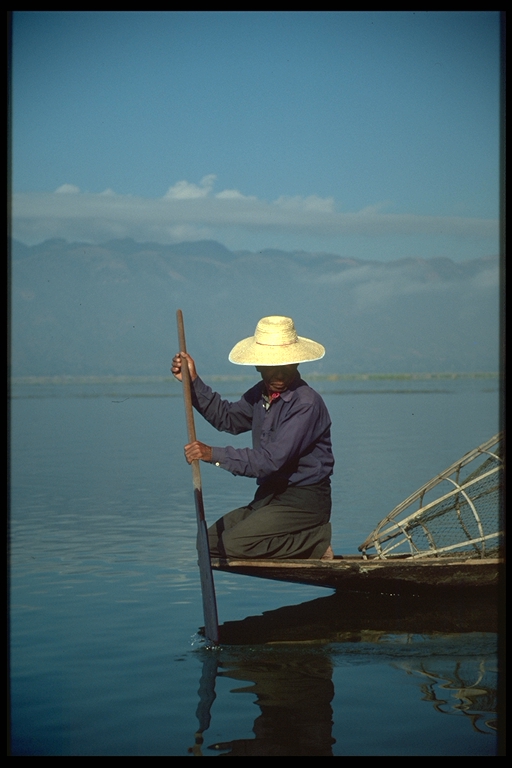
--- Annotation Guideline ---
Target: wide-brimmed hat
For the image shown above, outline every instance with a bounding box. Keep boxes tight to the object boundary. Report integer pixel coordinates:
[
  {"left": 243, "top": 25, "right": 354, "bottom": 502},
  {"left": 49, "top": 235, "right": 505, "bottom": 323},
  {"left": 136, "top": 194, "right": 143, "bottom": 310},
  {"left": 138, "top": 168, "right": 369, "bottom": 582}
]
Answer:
[{"left": 228, "top": 316, "right": 325, "bottom": 366}]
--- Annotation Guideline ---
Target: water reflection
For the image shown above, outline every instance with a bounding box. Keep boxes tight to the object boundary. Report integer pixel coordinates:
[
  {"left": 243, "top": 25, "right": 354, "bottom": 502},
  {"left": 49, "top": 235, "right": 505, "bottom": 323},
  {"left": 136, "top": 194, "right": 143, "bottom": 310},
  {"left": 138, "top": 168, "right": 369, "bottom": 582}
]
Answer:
[
  {"left": 193, "top": 648, "right": 335, "bottom": 756},
  {"left": 190, "top": 653, "right": 218, "bottom": 756},
  {"left": 217, "top": 587, "right": 499, "bottom": 644},
  {"left": 393, "top": 658, "right": 497, "bottom": 735},
  {"left": 192, "top": 590, "right": 499, "bottom": 756}
]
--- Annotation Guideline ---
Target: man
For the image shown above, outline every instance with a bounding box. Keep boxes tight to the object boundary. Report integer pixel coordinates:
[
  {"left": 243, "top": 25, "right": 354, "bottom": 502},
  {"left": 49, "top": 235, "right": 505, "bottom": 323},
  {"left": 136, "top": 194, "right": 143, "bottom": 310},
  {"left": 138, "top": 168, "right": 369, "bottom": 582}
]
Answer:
[{"left": 172, "top": 315, "right": 334, "bottom": 560}]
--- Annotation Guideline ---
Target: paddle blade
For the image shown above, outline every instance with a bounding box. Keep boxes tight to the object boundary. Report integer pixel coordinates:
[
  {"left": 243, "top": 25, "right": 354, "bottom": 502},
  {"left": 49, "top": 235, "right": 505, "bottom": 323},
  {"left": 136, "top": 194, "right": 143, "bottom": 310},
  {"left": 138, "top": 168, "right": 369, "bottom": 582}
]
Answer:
[{"left": 197, "top": 514, "right": 220, "bottom": 645}]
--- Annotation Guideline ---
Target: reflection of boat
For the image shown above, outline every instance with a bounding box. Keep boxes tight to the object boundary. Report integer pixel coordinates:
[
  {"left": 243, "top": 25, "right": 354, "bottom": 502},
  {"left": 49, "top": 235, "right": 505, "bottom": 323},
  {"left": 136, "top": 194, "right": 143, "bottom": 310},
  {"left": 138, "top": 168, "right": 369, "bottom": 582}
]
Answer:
[
  {"left": 212, "top": 433, "right": 504, "bottom": 595},
  {"left": 193, "top": 598, "right": 499, "bottom": 755},
  {"left": 217, "top": 589, "right": 498, "bottom": 645}
]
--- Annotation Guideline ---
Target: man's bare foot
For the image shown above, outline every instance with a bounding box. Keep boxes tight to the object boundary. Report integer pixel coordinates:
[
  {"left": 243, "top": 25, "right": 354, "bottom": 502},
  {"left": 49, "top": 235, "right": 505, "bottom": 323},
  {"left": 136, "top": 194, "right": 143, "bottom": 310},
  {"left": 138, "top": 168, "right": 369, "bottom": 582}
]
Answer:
[{"left": 321, "top": 545, "right": 334, "bottom": 561}]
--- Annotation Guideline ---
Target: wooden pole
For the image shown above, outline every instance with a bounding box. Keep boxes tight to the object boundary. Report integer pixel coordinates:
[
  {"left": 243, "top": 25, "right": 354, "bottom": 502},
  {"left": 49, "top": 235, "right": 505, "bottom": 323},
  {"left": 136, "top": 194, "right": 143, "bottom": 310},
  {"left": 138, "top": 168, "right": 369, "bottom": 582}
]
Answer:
[{"left": 176, "top": 309, "right": 219, "bottom": 645}]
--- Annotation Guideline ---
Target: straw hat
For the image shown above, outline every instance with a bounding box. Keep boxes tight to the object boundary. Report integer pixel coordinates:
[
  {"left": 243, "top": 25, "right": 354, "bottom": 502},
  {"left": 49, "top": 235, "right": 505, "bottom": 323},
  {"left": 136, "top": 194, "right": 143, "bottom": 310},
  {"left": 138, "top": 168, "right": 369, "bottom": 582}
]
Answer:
[{"left": 228, "top": 316, "right": 325, "bottom": 366}]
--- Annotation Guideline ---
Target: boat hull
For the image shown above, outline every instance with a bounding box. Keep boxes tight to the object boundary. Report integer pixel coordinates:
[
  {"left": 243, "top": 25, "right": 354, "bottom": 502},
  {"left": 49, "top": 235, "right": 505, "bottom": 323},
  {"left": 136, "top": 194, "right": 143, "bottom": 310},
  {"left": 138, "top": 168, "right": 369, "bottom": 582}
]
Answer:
[{"left": 211, "top": 554, "right": 502, "bottom": 593}]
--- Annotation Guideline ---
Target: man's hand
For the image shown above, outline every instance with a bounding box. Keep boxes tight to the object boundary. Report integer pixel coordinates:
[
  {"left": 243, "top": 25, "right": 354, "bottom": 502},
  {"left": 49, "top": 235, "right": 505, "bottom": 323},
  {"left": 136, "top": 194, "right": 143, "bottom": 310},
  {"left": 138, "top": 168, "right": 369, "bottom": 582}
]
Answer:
[
  {"left": 171, "top": 351, "right": 198, "bottom": 382},
  {"left": 184, "top": 441, "right": 213, "bottom": 464}
]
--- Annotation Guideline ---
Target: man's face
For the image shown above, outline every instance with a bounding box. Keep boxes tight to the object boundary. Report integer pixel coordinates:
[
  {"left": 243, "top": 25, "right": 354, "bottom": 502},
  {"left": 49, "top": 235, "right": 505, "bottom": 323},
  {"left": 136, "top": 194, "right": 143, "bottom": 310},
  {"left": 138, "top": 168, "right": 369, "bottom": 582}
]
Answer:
[{"left": 256, "top": 364, "right": 299, "bottom": 393}]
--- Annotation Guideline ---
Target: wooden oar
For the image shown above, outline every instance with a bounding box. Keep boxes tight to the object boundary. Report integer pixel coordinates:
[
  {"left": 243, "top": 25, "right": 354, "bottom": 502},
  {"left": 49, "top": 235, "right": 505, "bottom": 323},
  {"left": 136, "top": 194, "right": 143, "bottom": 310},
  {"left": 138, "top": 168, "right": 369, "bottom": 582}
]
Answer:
[{"left": 176, "top": 309, "right": 220, "bottom": 645}]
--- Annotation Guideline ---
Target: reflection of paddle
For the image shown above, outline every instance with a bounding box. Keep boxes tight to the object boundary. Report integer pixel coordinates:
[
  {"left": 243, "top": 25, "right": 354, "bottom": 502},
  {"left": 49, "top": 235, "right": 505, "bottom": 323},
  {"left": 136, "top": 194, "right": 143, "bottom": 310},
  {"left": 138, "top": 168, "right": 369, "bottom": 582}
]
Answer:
[
  {"left": 177, "top": 309, "right": 219, "bottom": 645},
  {"left": 188, "top": 650, "right": 219, "bottom": 755}
]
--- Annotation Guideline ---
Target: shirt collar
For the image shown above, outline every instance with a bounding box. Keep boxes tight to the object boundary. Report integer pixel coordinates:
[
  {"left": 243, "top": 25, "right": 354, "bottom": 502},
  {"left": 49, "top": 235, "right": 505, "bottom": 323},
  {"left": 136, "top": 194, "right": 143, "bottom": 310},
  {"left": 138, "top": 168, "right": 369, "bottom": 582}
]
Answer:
[{"left": 261, "top": 374, "right": 301, "bottom": 405}]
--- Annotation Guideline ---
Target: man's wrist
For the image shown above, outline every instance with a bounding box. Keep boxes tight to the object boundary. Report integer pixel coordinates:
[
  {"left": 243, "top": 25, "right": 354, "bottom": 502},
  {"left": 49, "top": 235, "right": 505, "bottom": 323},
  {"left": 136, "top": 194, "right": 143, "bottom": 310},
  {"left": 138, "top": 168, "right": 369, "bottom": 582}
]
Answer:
[{"left": 210, "top": 446, "right": 225, "bottom": 467}]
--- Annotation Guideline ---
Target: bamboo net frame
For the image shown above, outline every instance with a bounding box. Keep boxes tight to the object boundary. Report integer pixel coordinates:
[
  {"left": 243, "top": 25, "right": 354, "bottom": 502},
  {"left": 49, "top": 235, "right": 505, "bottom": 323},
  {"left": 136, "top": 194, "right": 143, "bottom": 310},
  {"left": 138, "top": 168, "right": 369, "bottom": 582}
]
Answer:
[{"left": 359, "top": 433, "right": 504, "bottom": 560}]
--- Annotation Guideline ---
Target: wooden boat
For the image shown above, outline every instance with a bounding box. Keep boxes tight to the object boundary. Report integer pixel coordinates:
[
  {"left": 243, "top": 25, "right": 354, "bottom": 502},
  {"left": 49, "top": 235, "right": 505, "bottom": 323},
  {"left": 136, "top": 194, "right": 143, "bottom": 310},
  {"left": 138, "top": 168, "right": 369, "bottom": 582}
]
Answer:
[
  {"left": 212, "top": 433, "right": 504, "bottom": 595},
  {"left": 211, "top": 553, "right": 502, "bottom": 593}
]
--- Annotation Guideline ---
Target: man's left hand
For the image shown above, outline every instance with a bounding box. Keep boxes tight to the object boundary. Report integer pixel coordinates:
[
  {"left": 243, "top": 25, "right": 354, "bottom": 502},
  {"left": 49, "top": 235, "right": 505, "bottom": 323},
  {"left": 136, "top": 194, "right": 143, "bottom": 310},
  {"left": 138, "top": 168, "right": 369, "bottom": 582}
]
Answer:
[{"left": 184, "top": 441, "right": 213, "bottom": 464}]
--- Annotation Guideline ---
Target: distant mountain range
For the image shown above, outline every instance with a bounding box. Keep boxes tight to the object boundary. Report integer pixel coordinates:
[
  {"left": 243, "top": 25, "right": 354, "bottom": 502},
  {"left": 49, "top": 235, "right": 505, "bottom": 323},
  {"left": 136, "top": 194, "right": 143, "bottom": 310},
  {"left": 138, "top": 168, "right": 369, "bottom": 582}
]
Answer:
[{"left": 10, "top": 238, "right": 500, "bottom": 376}]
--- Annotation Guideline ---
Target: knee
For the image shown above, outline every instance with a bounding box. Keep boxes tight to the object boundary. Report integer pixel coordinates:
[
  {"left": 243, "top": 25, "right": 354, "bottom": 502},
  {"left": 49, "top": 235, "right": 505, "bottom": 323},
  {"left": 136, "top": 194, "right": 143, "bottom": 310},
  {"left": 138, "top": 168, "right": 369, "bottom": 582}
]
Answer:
[
  {"left": 208, "top": 518, "right": 226, "bottom": 557},
  {"left": 219, "top": 528, "right": 255, "bottom": 558}
]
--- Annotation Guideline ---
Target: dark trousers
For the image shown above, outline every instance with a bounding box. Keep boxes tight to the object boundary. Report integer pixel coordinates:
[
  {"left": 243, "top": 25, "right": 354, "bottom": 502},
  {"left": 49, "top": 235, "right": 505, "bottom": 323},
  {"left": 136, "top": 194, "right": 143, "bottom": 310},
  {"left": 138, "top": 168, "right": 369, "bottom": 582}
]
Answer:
[{"left": 208, "top": 478, "right": 332, "bottom": 560}]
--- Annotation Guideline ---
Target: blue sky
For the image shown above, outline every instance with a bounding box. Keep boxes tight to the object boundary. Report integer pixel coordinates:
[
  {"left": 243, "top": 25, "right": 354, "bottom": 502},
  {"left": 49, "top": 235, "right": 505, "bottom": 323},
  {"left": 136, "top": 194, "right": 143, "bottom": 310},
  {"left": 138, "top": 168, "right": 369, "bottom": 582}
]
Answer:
[{"left": 11, "top": 11, "right": 501, "bottom": 260}]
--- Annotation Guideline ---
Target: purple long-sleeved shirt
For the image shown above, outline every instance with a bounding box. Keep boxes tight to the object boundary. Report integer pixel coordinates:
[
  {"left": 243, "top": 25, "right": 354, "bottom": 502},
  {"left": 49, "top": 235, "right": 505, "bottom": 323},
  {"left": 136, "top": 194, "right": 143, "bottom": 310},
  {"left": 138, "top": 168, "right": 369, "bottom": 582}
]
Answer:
[{"left": 191, "top": 374, "right": 334, "bottom": 487}]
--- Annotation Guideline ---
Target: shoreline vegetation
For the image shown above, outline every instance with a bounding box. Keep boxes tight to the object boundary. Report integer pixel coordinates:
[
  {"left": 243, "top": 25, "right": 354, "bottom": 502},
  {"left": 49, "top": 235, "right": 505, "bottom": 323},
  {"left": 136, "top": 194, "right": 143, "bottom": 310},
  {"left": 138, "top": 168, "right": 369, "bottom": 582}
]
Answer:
[{"left": 11, "top": 372, "right": 500, "bottom": 386}]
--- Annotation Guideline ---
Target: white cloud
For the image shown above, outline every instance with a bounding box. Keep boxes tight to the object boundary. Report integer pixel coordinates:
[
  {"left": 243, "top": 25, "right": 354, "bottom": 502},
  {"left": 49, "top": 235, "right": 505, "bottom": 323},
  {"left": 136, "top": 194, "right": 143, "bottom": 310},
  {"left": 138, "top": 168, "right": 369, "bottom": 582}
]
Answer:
[
  {"left": 303, "top": 257, "right": 499, "bottom": 312},
  {"left": 215, "top": 188, "right": 257, "bottom": 201},
  {"left": 358, "top": 202, "right": 393, "bottom": 214},
  {"left": 12, "top": 178, "right": 499, "bottom": 252},
  {"left": 164, "top": 174, "right": 217, "bottom": 199},
  {"left": 469, "top": 267, "right": 500, "bottom": 290},
  {"left": 352, "top": 275, "right": 448, "bottom": 310},
  {"left": 54, "top": 184, "right": 80, "bottom": 194},
  {"left": 274, "top": 195, "right": 335, "bottom": 213}
]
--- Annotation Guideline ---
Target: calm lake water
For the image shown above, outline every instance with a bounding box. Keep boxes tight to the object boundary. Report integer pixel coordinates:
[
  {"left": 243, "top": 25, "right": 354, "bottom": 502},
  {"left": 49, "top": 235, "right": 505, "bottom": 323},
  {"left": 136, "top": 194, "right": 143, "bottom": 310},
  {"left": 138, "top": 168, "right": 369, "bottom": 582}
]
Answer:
[{"left": 9, "top": 374, "right": 502, "bottom": 755}]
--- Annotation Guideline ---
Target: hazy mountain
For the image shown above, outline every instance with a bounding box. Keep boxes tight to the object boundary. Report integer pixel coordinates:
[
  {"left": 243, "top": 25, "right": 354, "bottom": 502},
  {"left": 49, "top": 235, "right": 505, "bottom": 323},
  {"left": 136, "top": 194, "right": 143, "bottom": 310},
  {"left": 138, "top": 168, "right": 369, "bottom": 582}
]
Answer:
[{"left": 10, "top": 238, "right": 500, "bottom": 376}]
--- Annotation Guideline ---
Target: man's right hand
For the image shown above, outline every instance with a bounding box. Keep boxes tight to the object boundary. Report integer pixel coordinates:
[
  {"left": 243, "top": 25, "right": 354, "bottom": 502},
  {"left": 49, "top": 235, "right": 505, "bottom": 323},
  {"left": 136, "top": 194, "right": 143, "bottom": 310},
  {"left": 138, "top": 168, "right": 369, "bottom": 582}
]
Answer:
[{"left": 171, "top": 351, "right": 198, "bottom": 382}]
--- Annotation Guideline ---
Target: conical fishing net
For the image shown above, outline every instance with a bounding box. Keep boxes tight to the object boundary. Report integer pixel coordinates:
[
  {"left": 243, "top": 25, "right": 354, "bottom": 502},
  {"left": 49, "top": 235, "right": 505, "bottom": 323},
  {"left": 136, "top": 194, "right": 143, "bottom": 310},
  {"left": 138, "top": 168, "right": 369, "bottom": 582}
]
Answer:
[{"left": 359, "top": 433, "right": 503, "bottom": 560}]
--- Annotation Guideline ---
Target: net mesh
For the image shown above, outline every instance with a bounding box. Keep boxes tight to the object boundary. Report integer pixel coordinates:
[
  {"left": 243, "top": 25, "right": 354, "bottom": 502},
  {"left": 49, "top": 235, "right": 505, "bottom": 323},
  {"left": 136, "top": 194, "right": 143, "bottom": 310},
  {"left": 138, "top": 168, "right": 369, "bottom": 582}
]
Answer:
[{"left": 359, "top": 433, "right": 503, "bottom": 559}]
